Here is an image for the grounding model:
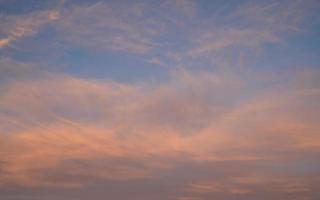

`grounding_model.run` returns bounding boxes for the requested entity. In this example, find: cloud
[187,28,280,57]
[162,0,197,18]
[184,0,320,64]
[0,2,319,199]
[0,67,319,188]
[53,2,167,54]
[230,0,319,32]
[0,10,60,48]
[1,0,316,67]
[0,0,195,55]
[0,38,11,47]
[183,175,315,197]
